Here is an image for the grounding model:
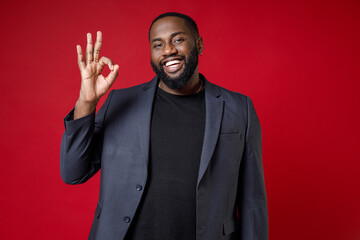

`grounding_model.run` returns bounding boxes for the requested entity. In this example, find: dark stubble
[151,47,199,89]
